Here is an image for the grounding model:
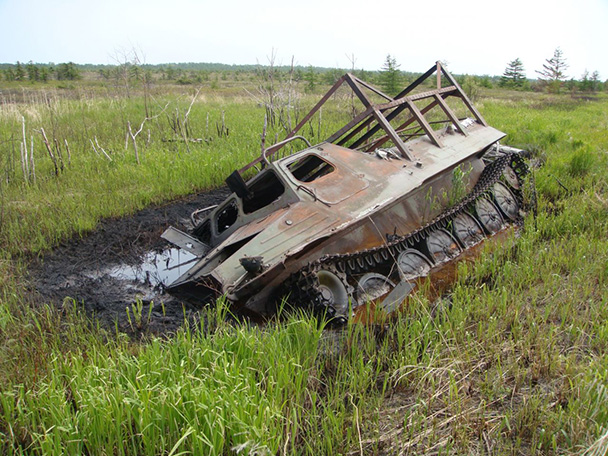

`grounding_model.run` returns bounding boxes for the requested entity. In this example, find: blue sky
[1,0,606,79]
